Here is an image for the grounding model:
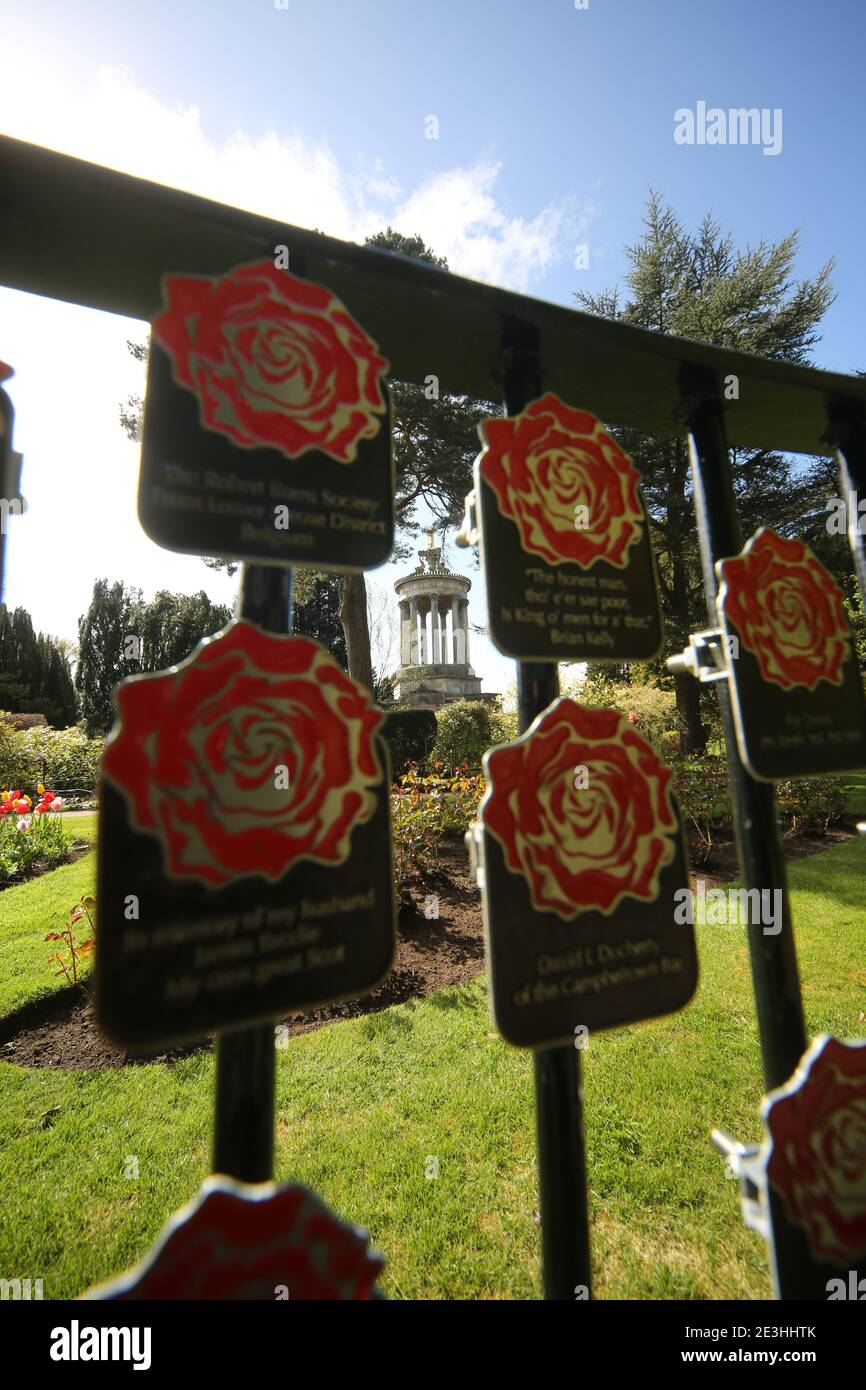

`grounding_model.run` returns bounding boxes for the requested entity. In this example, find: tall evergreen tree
[292,573,347,667]
[575,193,836,750]
[0,604,78,726]
[130,590,233,672]
[76,583,239,735]
[76,580,143,736]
